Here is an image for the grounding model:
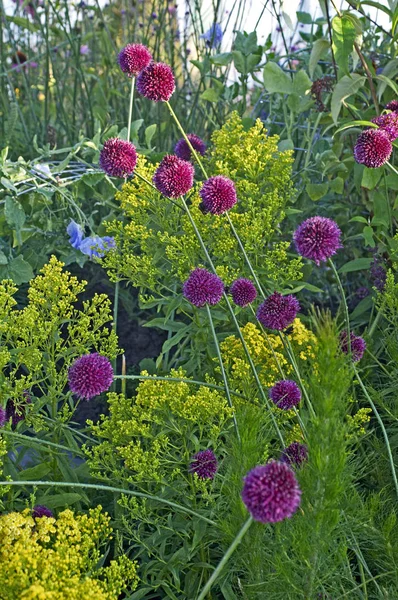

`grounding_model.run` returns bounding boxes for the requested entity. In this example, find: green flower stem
[1,430,85,457]
[197,517,253,600]
[280,333,316,418]
[249,305,286,379]
[127,76,136,142]
[329,258,351,355]
[0,480,217,526]
[206,304,240,441]
[387,162,398,177]
[112,280,119,392]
